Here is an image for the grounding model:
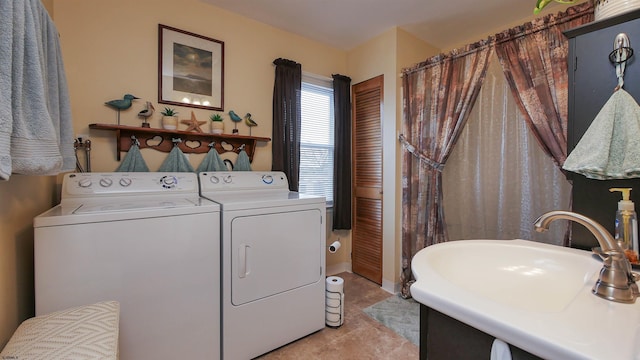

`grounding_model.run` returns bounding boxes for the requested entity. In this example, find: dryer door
[230,208,323,305]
